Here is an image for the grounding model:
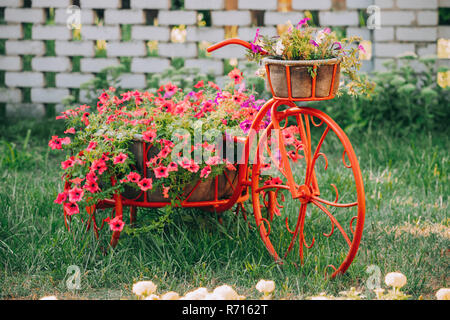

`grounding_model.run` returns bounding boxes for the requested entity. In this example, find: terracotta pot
[263,58,341,99]
[122,137,238,202]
